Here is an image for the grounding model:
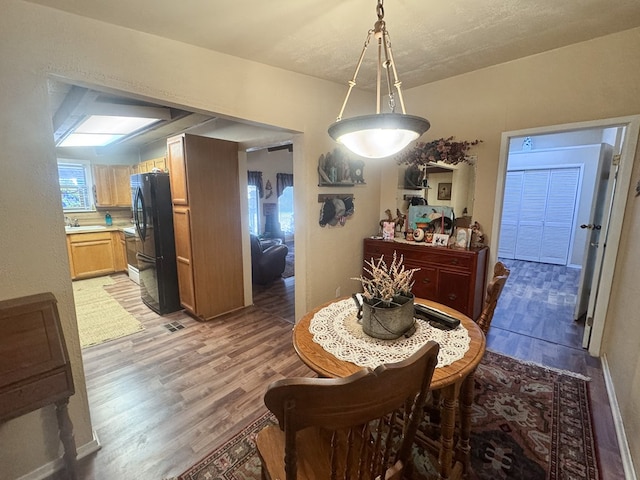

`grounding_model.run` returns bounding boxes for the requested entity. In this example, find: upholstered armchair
[250,234,289,285]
